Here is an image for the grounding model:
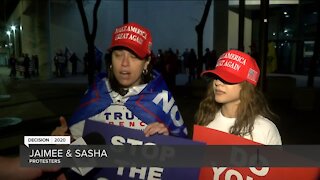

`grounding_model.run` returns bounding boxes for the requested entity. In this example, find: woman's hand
[144,122,169,137]
[51,116,70,136]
